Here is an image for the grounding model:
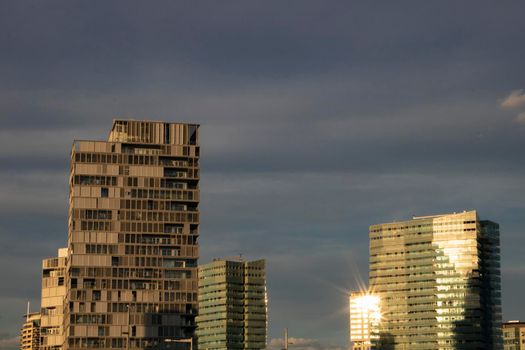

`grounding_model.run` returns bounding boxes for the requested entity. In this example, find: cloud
[501,89,525,109]
[0,336,18,350]
[267,337,347,350]
[499,89,525,124]
[515,112,525,124]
